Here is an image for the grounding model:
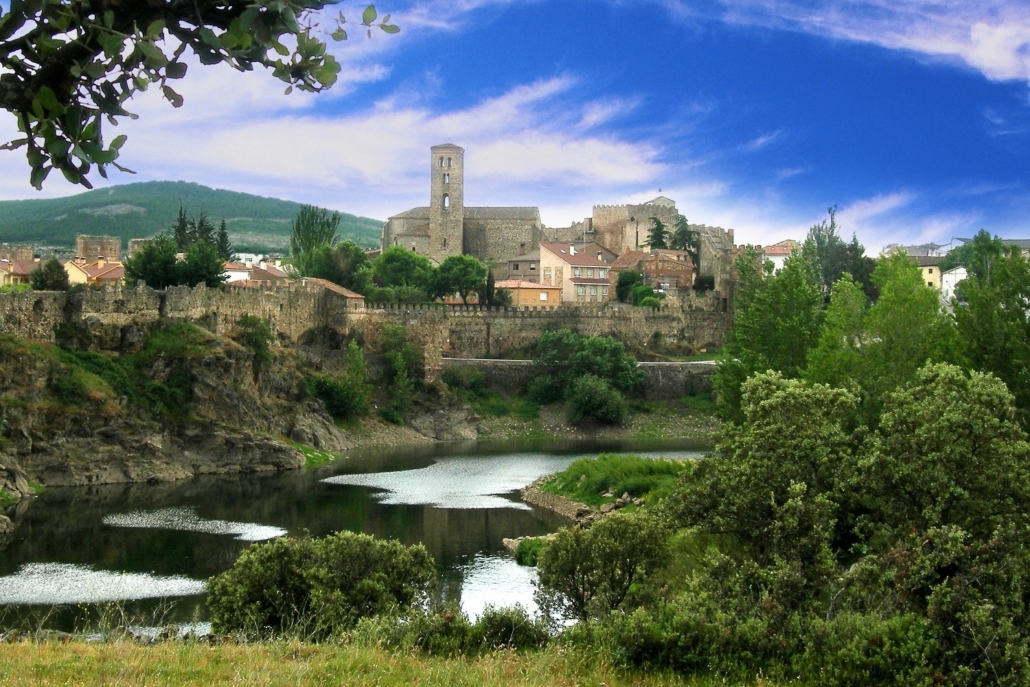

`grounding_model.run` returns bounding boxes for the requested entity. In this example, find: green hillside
[0,181,383,253]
